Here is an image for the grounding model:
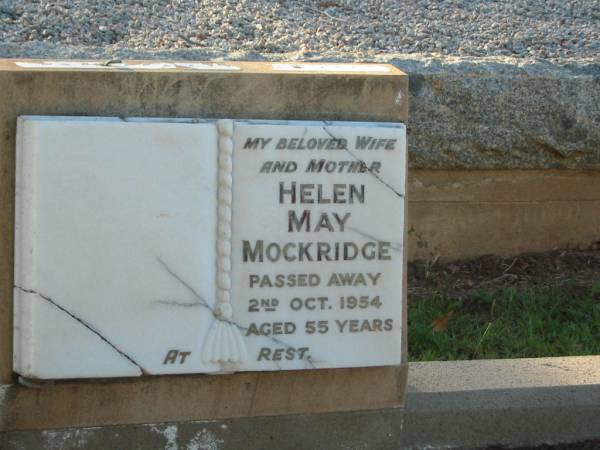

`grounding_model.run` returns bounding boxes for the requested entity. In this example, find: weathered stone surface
[391,56,600,169]
[407,169,600,261]
[0,48,598,169]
